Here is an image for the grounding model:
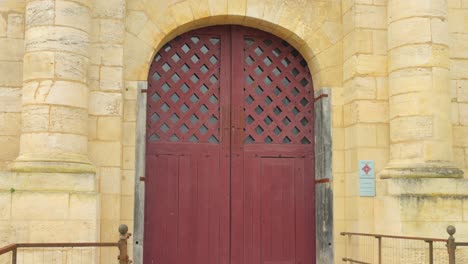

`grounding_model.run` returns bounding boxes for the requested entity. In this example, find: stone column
[10,0,94,173]
[381,0,463,178]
